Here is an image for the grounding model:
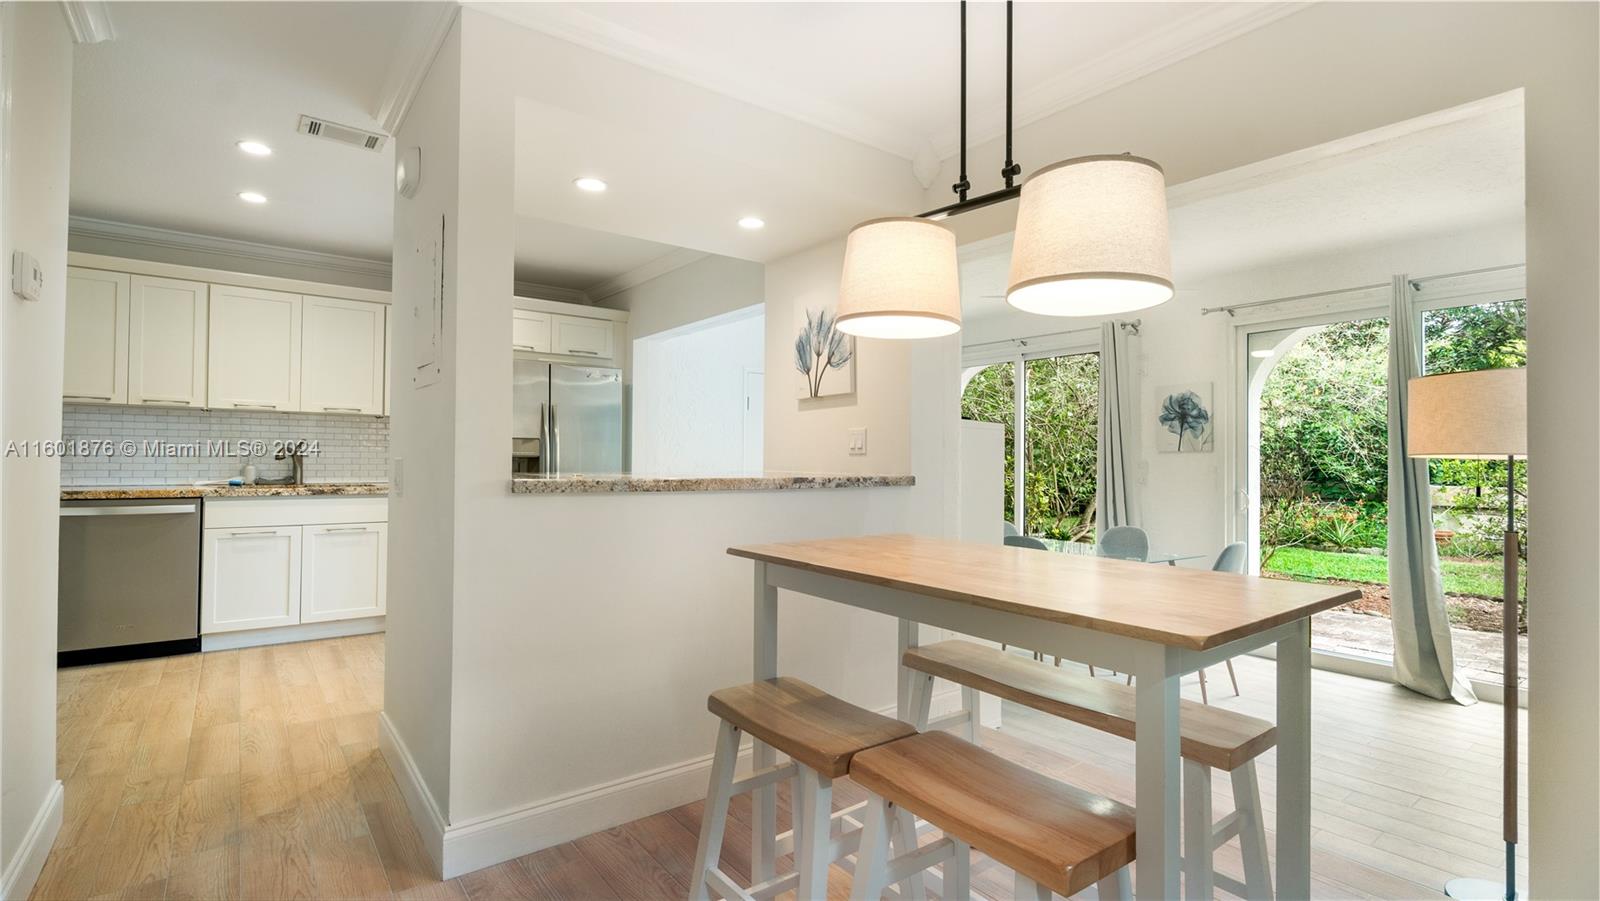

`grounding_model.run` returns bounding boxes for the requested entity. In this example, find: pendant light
[836,1,1174,335]
[836,217,961,339]
[1006,154,1173,316]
